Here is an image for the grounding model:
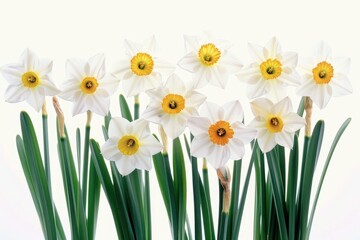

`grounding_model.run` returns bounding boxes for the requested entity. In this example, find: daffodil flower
[297,41,352,109]
[178,34,243,89]
[142,74,206,139]
[60,53,119,116]
[101,117,163,176]
[188,101,256,169]
[1,48,60,111]
[112,36,175,97]
[237,37,300,101]
[249,97,305,153]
